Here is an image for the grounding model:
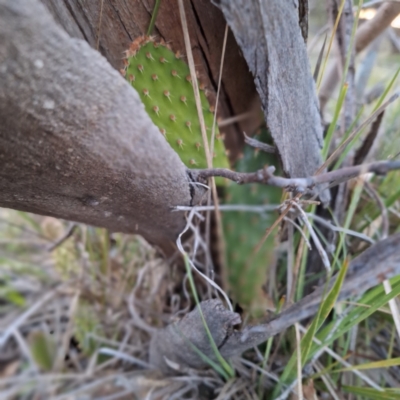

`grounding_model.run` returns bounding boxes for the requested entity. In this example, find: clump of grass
[0,210,202,398]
